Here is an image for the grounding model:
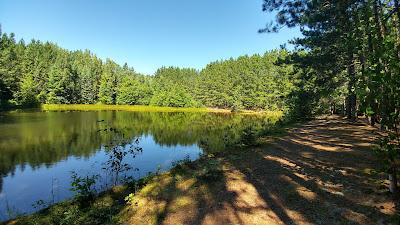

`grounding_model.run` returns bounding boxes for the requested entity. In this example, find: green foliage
[150,89,198,107]
[117,75,152,105]
[0,32,20,109]
[124,193,135,205]
[261,0,400,120]
[195,51,295,110]
[21,41,58,104]
[150,67,200,107]
[14,74,38,107]
[0,33,297,111]
[70,172,98,206]
[239,125,258,146]
[46,51,79,104]
[100,127,143,186]
[374,133,400,173]
[71,50,102,104]
[285,89,316,121]
[98,59,119,104]
[261,0,400,192]
[12,188,127,225]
